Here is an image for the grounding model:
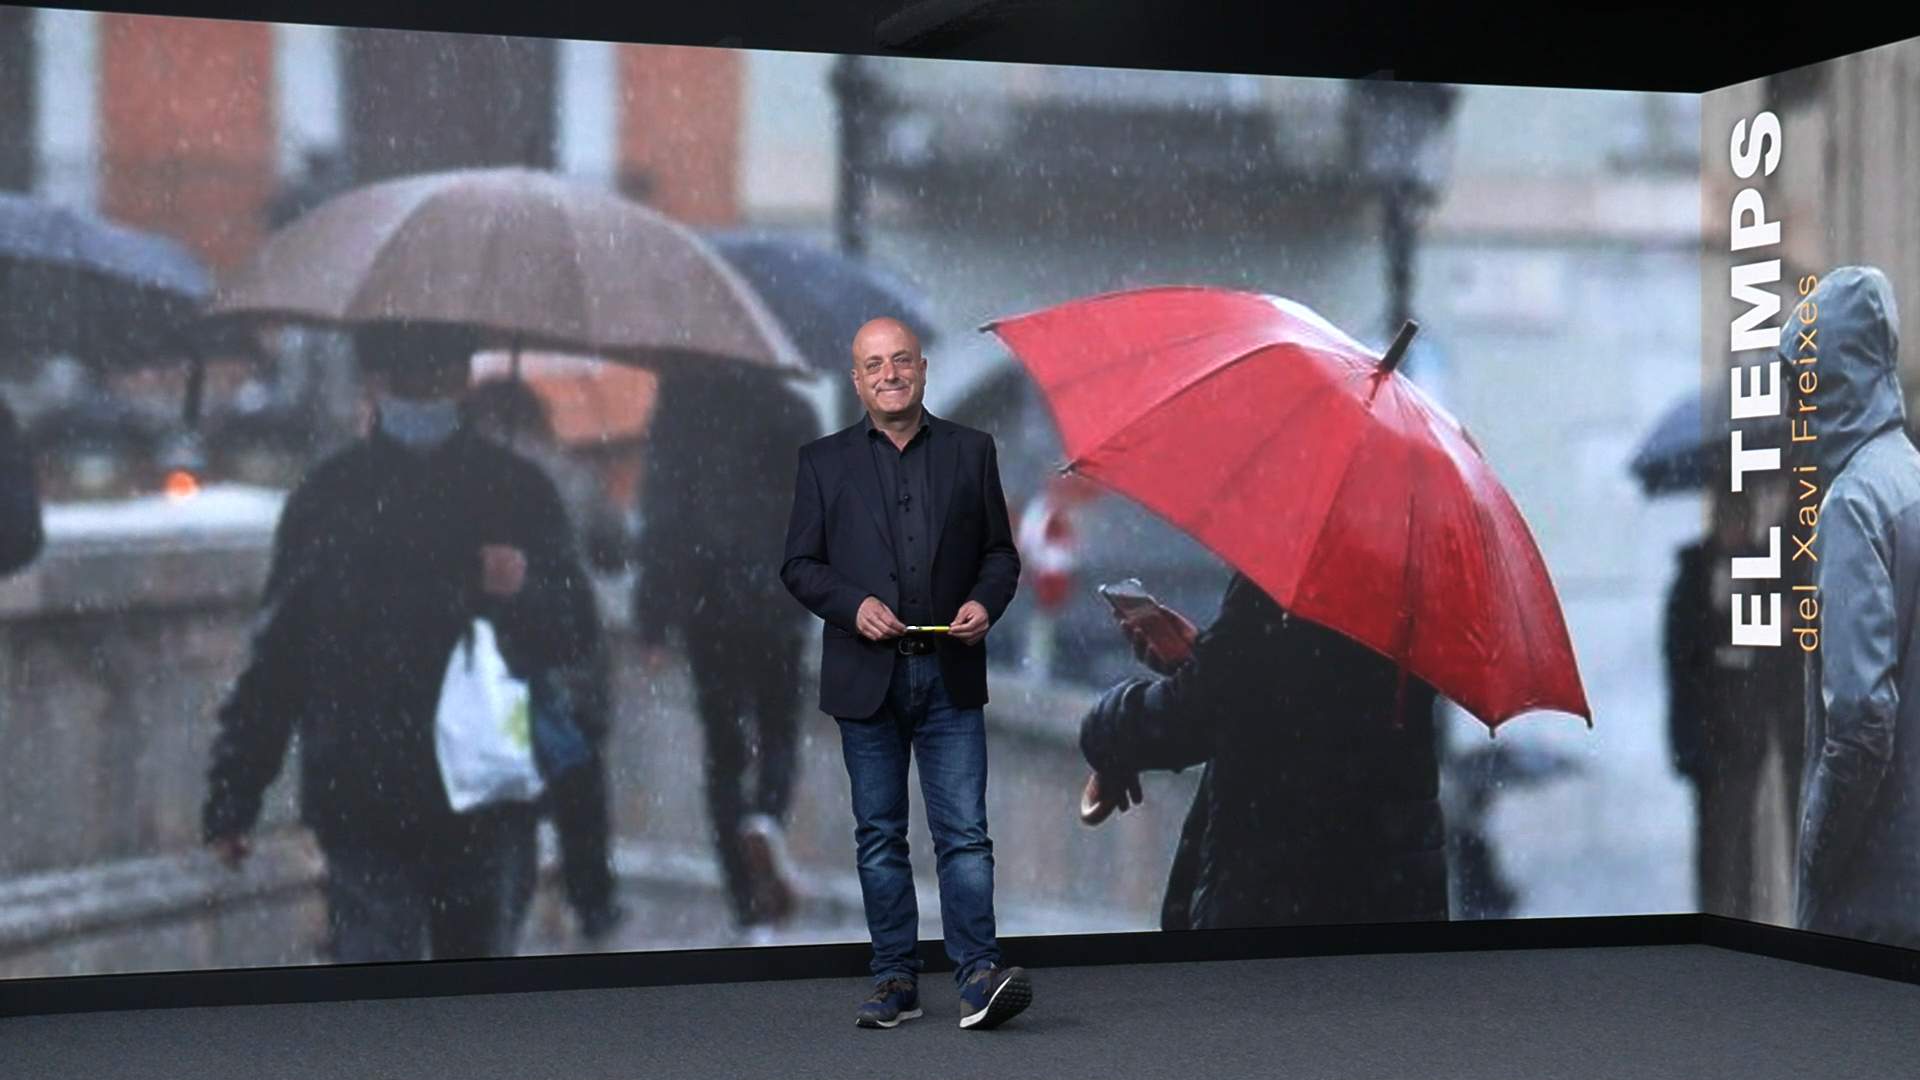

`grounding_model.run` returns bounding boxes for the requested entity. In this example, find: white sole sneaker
[959,969,1033,1030]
